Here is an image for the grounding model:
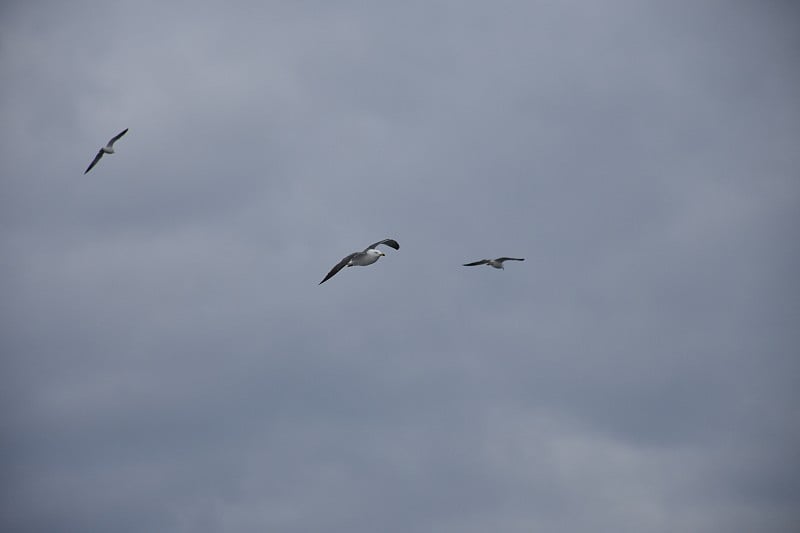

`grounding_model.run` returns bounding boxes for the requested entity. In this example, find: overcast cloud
[1,1,798,532]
